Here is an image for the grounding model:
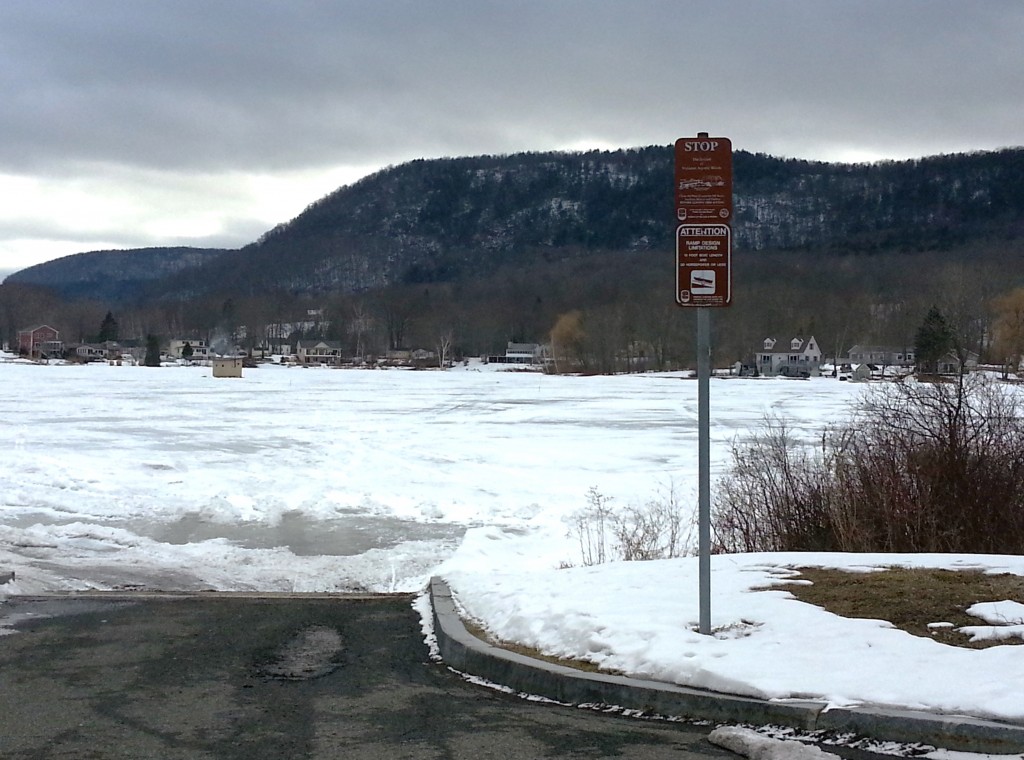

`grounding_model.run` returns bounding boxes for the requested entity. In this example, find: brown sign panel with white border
[674,136,733,224]
[676,224,731,306]
[675,135,733,307]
